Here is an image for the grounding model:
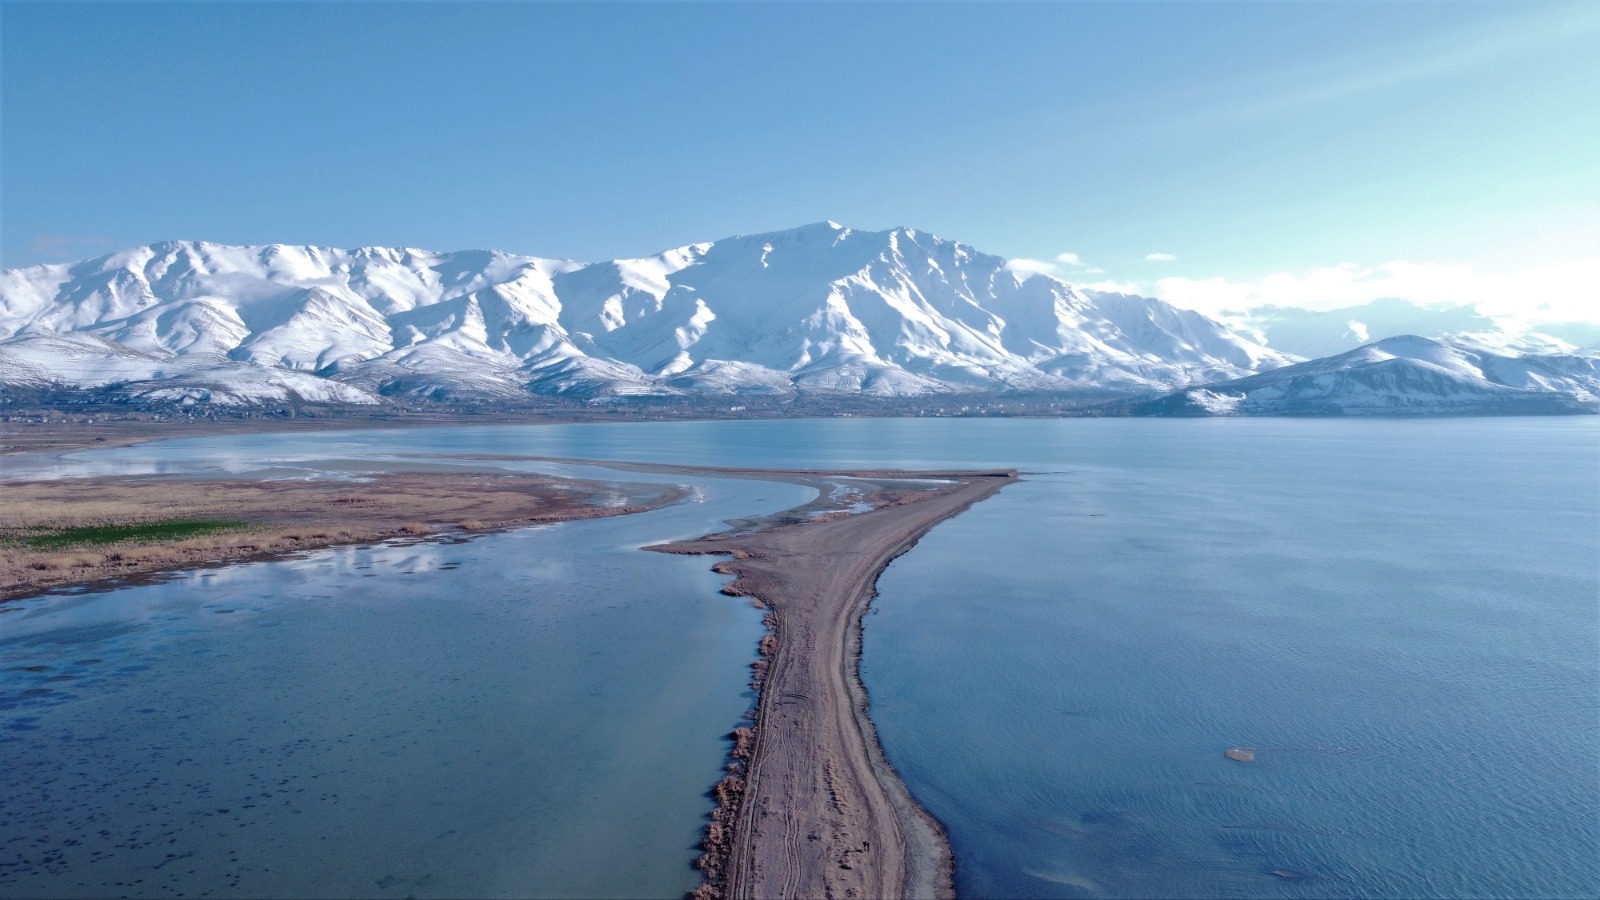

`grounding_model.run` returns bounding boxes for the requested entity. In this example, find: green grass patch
[8,519,251,550]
